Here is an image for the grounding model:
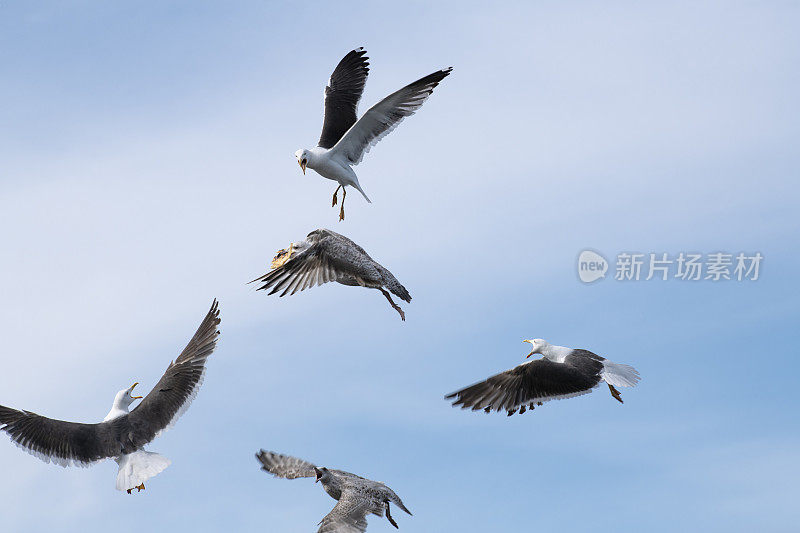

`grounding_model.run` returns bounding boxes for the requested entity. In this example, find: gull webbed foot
[608,383,624,403]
